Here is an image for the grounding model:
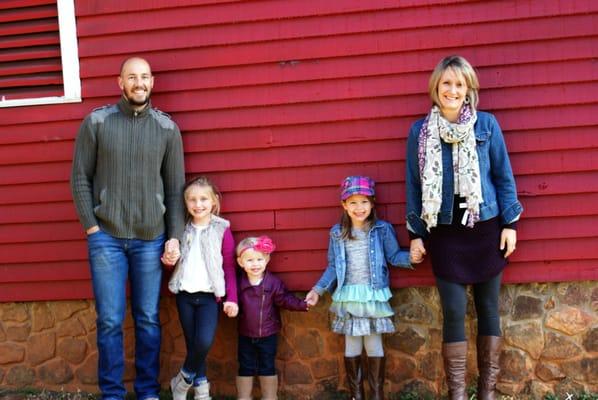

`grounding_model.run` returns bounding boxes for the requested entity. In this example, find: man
[71,57,185,400]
